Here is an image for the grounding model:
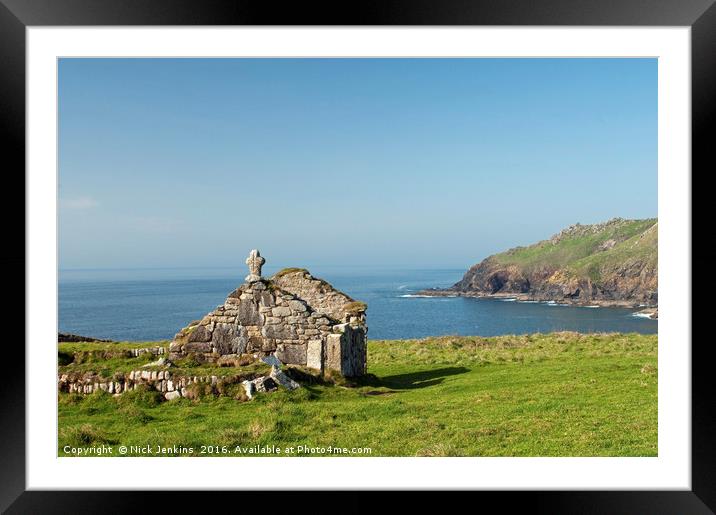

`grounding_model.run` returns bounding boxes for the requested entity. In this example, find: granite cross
[245,249,265,282]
